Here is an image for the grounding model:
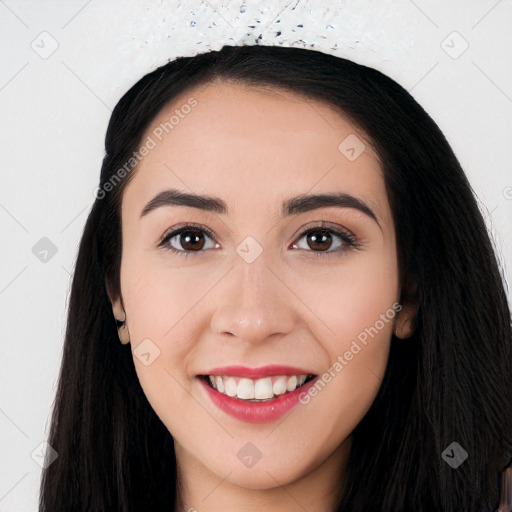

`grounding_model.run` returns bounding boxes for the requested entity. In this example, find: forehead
[122,80,386,221]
